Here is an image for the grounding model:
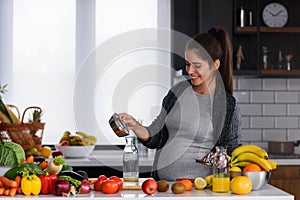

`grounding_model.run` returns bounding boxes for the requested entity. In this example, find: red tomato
[94,175,108,191]
[98,175,108,182]
[102,180,119,194]
[94,180,103,191]
[109,176,123,191]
